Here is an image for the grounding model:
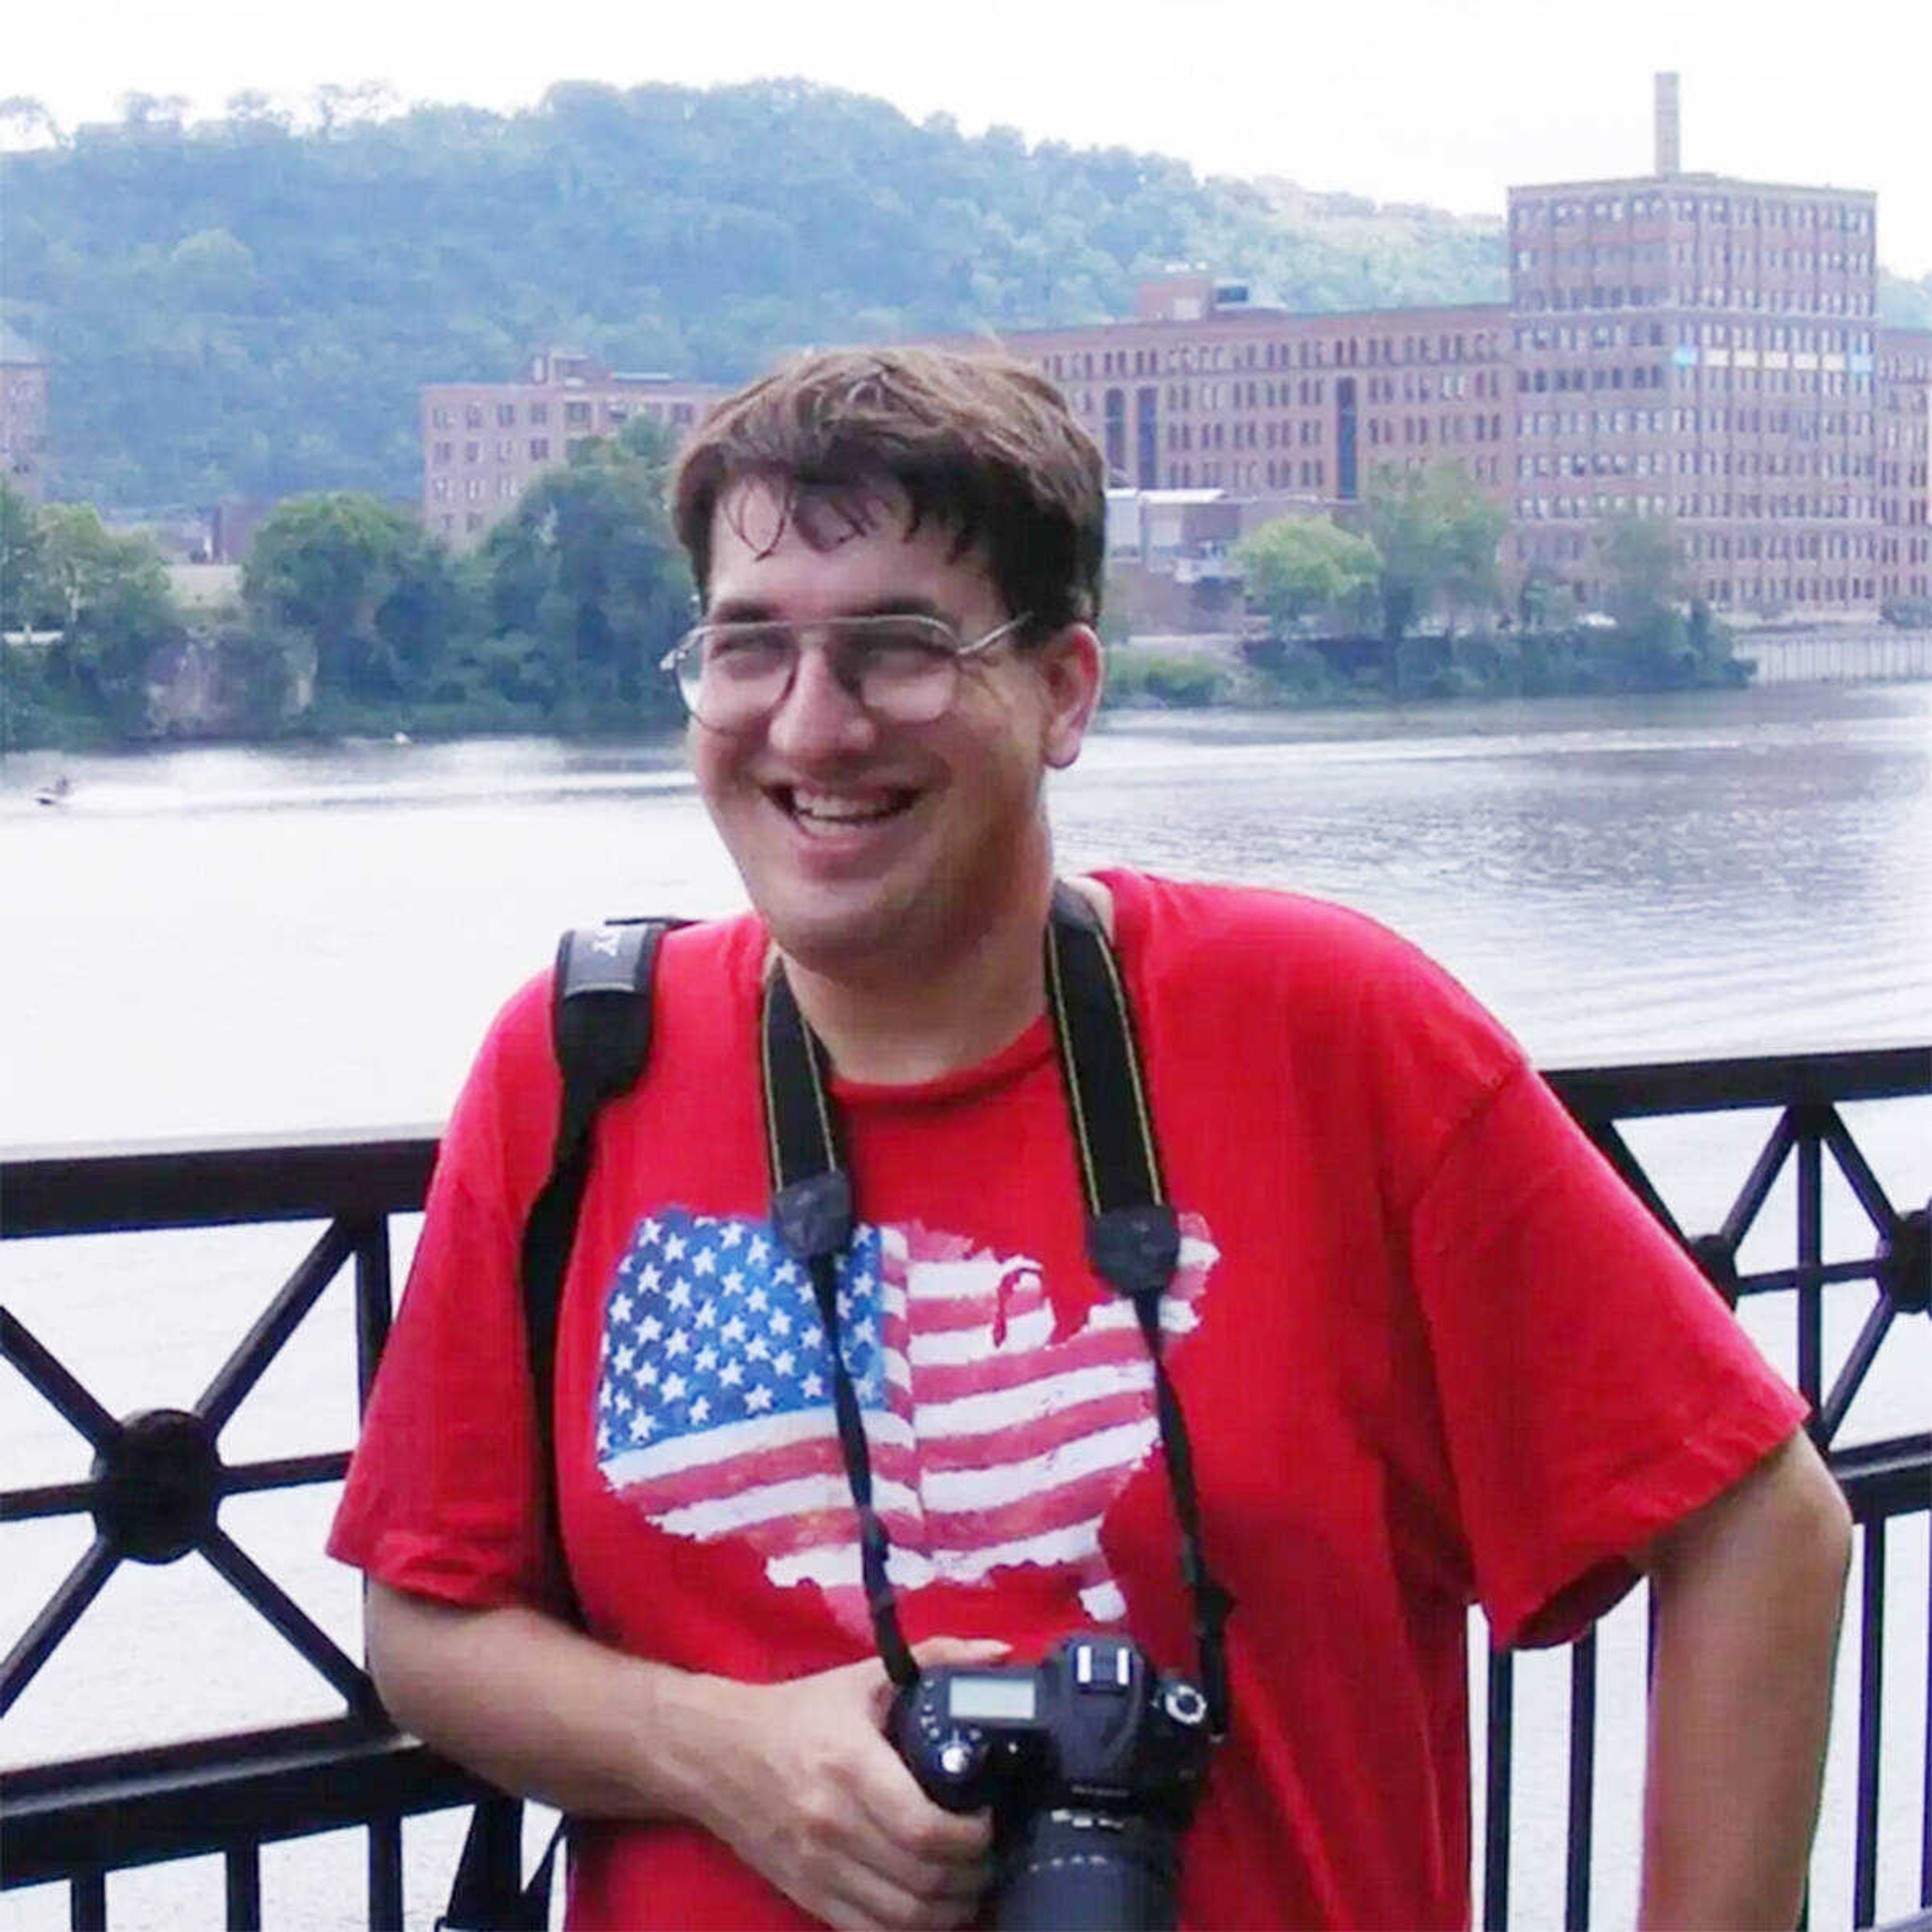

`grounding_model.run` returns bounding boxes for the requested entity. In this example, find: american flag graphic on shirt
[594,1210,1217,1626]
